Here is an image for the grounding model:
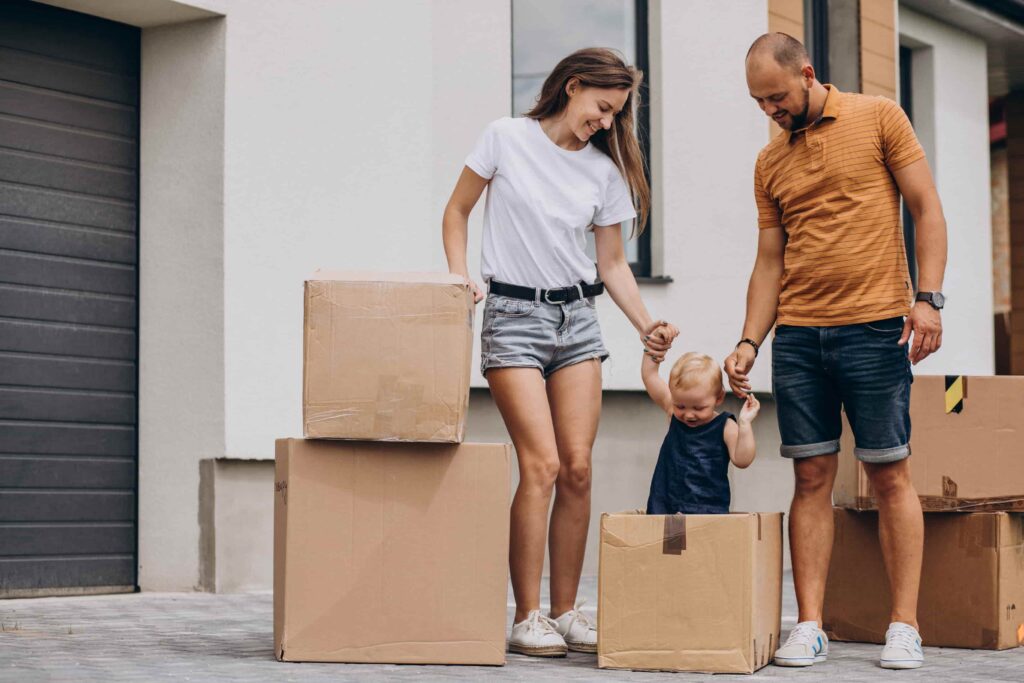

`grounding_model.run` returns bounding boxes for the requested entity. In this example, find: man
[725,33,947,670]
